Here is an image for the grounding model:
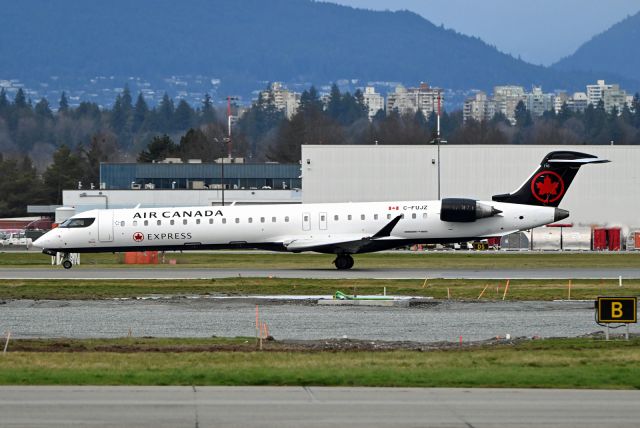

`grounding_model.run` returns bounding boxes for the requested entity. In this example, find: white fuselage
[34,200,557,254]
